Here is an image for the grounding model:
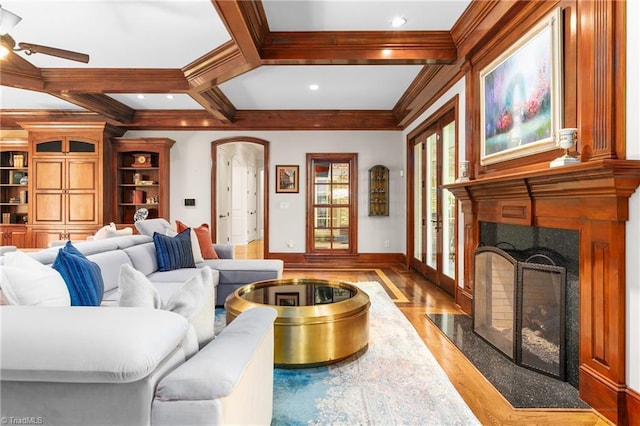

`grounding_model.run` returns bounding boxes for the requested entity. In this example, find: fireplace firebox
[473,245,567,380]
